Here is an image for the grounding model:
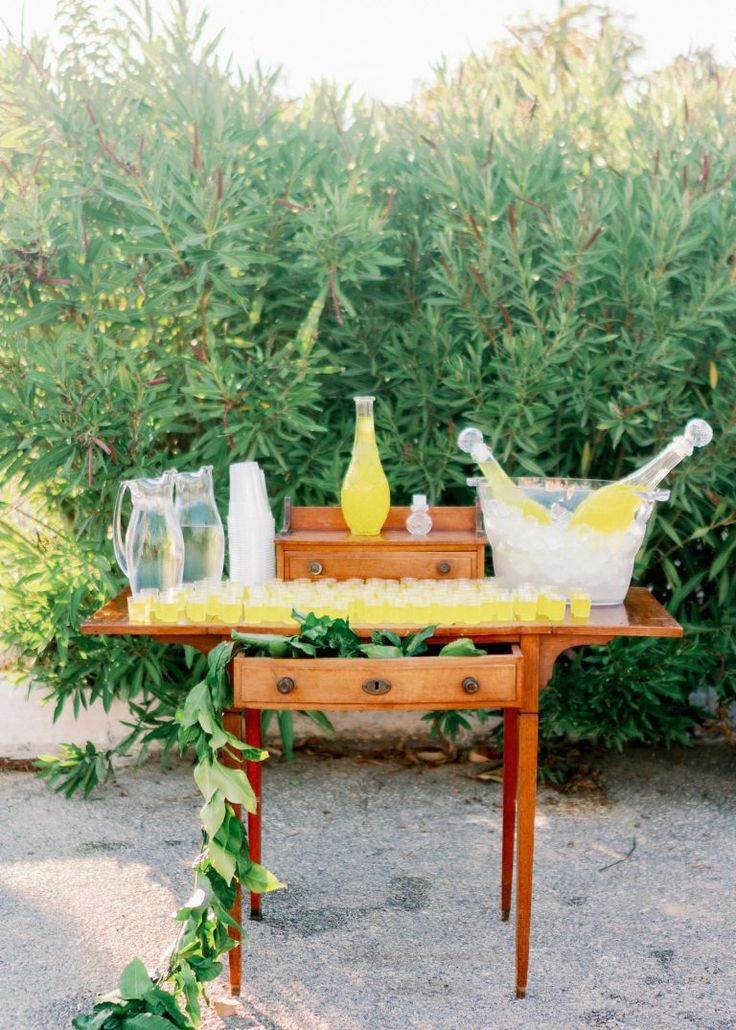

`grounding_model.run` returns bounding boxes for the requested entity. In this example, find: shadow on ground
[1,743,734,1030]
